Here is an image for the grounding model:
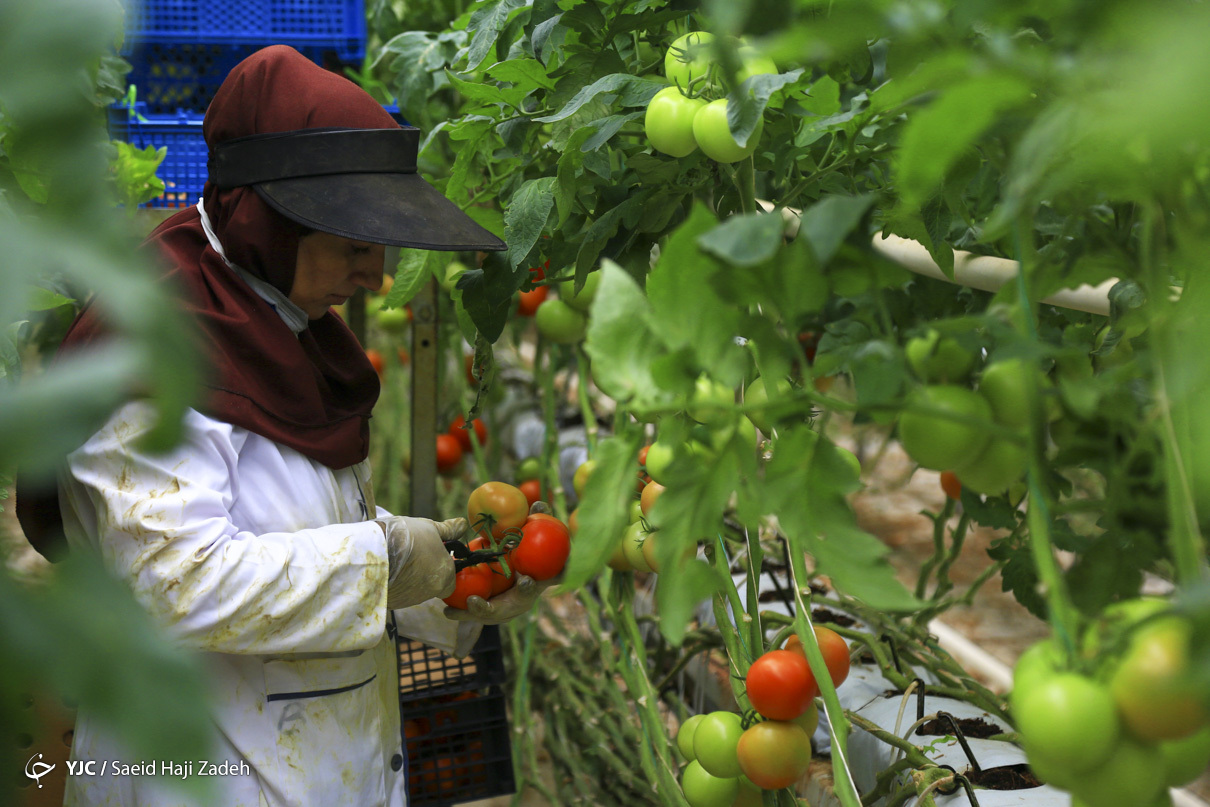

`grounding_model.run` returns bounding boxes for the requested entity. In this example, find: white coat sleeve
[60,402,389,655]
